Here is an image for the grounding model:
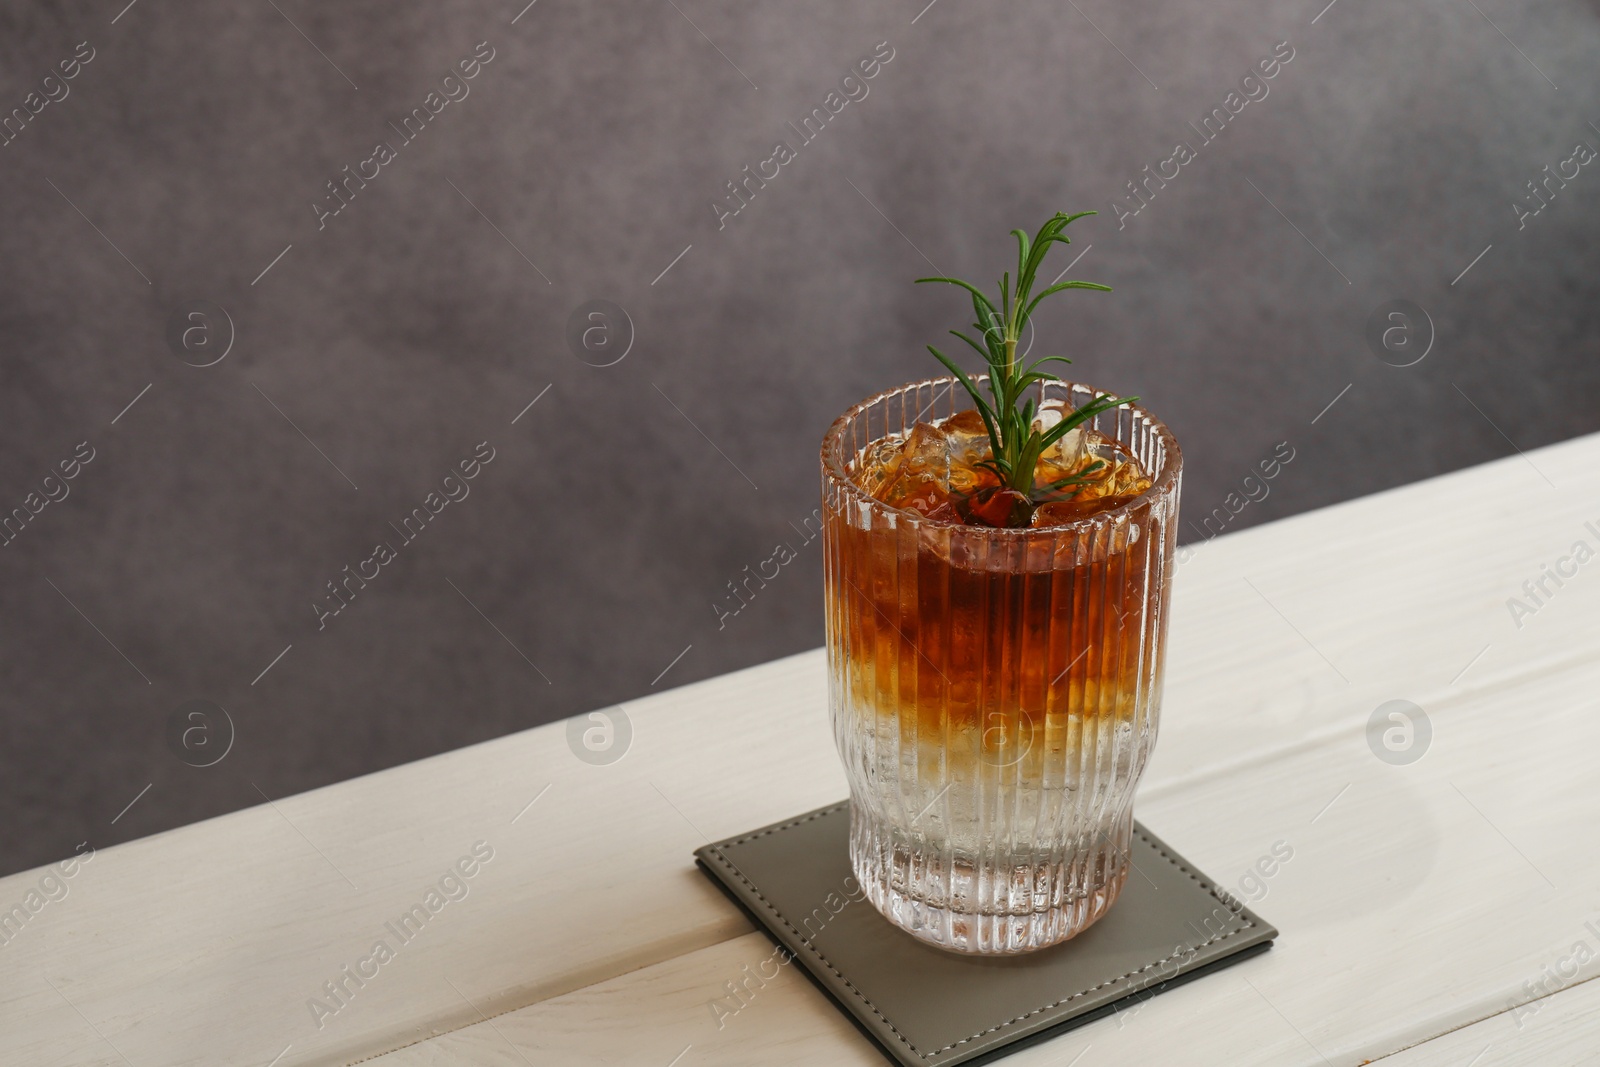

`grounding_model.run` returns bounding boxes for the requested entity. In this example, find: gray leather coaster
[695,801,1277,1067]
